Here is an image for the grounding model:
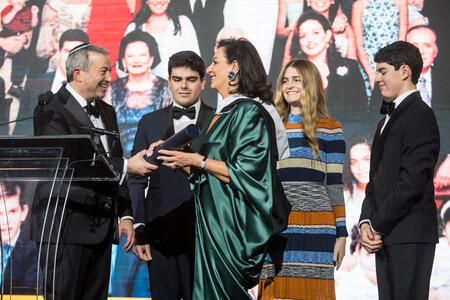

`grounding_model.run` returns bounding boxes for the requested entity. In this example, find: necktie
[2,244,11,280]
[84,101,100,118]
[418,77,431,107]
[194,0,203,15]
[173,106,196,120]
[380,99,395,116]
